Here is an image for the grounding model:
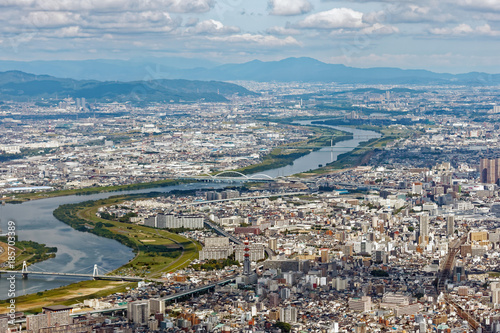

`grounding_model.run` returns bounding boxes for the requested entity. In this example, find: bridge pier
[22,273,28,279]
